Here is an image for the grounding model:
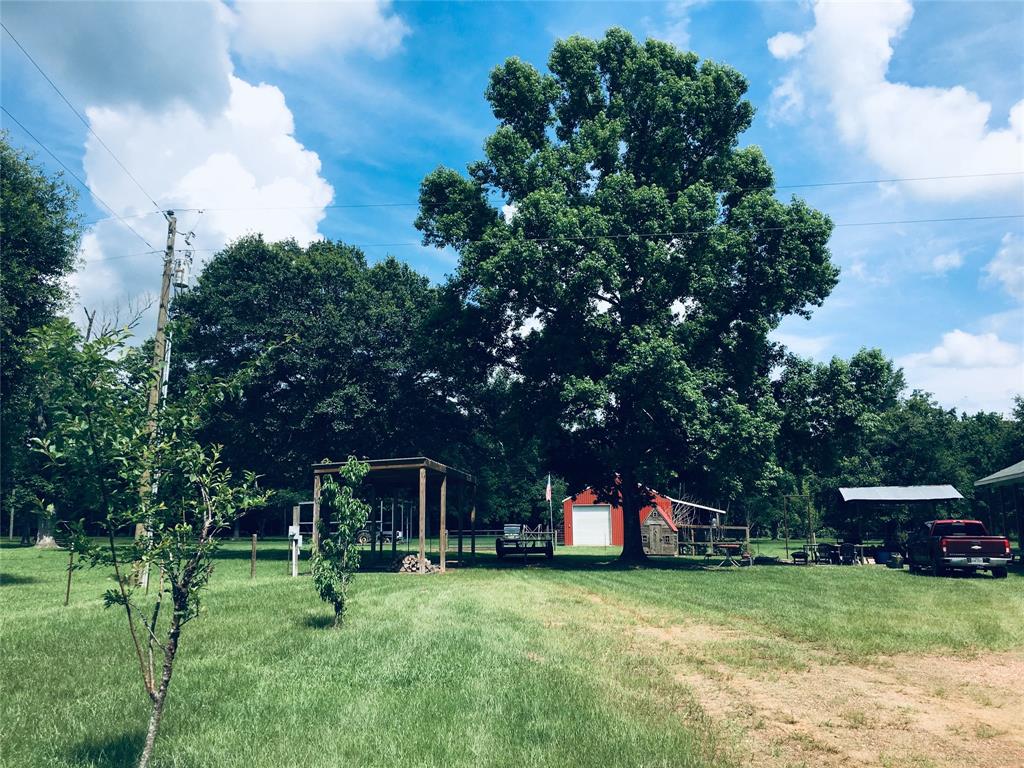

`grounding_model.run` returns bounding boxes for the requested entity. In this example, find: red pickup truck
[906,519,1012,578]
